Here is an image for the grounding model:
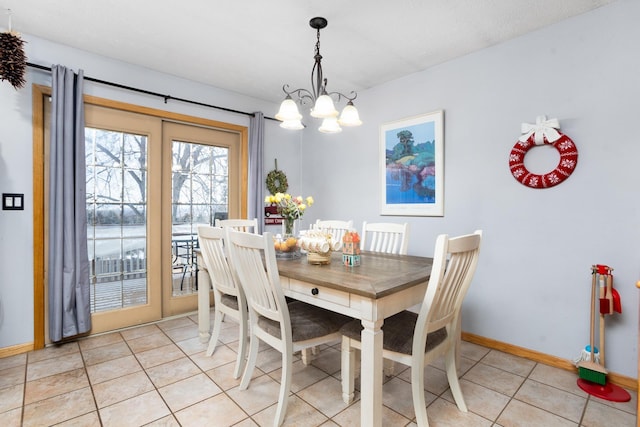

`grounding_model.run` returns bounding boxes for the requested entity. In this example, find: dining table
[197,250,432,427]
